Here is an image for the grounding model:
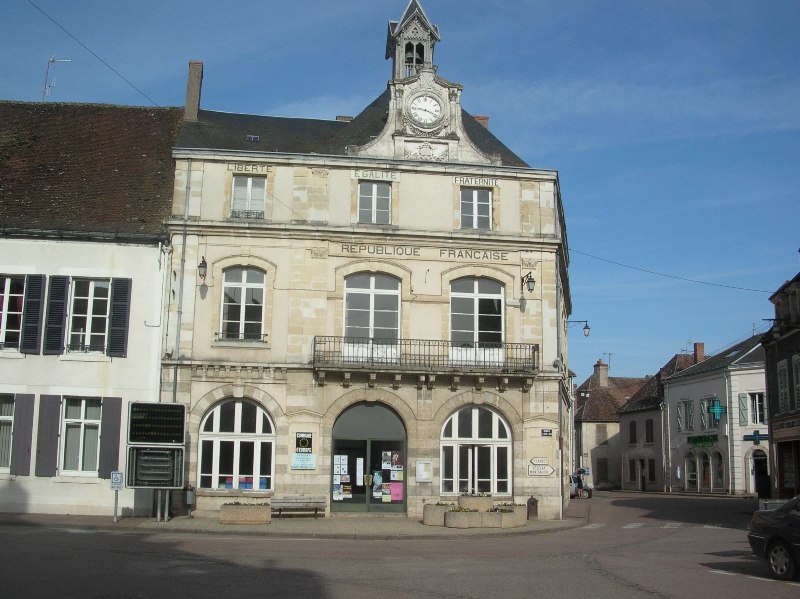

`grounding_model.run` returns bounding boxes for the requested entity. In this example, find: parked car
[747,494,800,580]
[568,474,592,499]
